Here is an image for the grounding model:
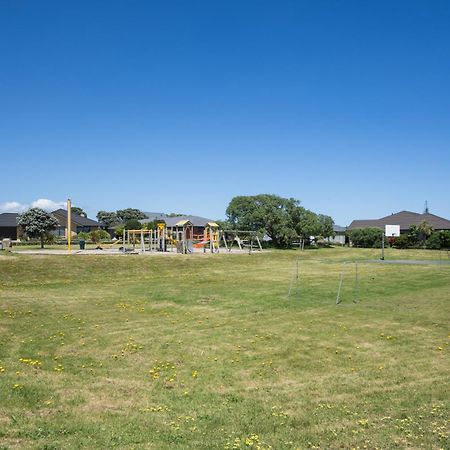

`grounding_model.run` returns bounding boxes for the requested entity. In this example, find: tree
[318,214,335,238]
[290,207,322,242]
[116,209,146,222]
[17,208,59,249]
[124,219,142,230]
[96,211,118,227]
[71,206,86,217]
[226,194,298,247]
[406,222,433,247]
